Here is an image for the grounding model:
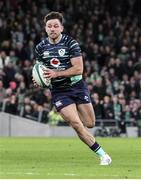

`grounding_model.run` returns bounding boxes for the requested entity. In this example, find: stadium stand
[1,0,141,135]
